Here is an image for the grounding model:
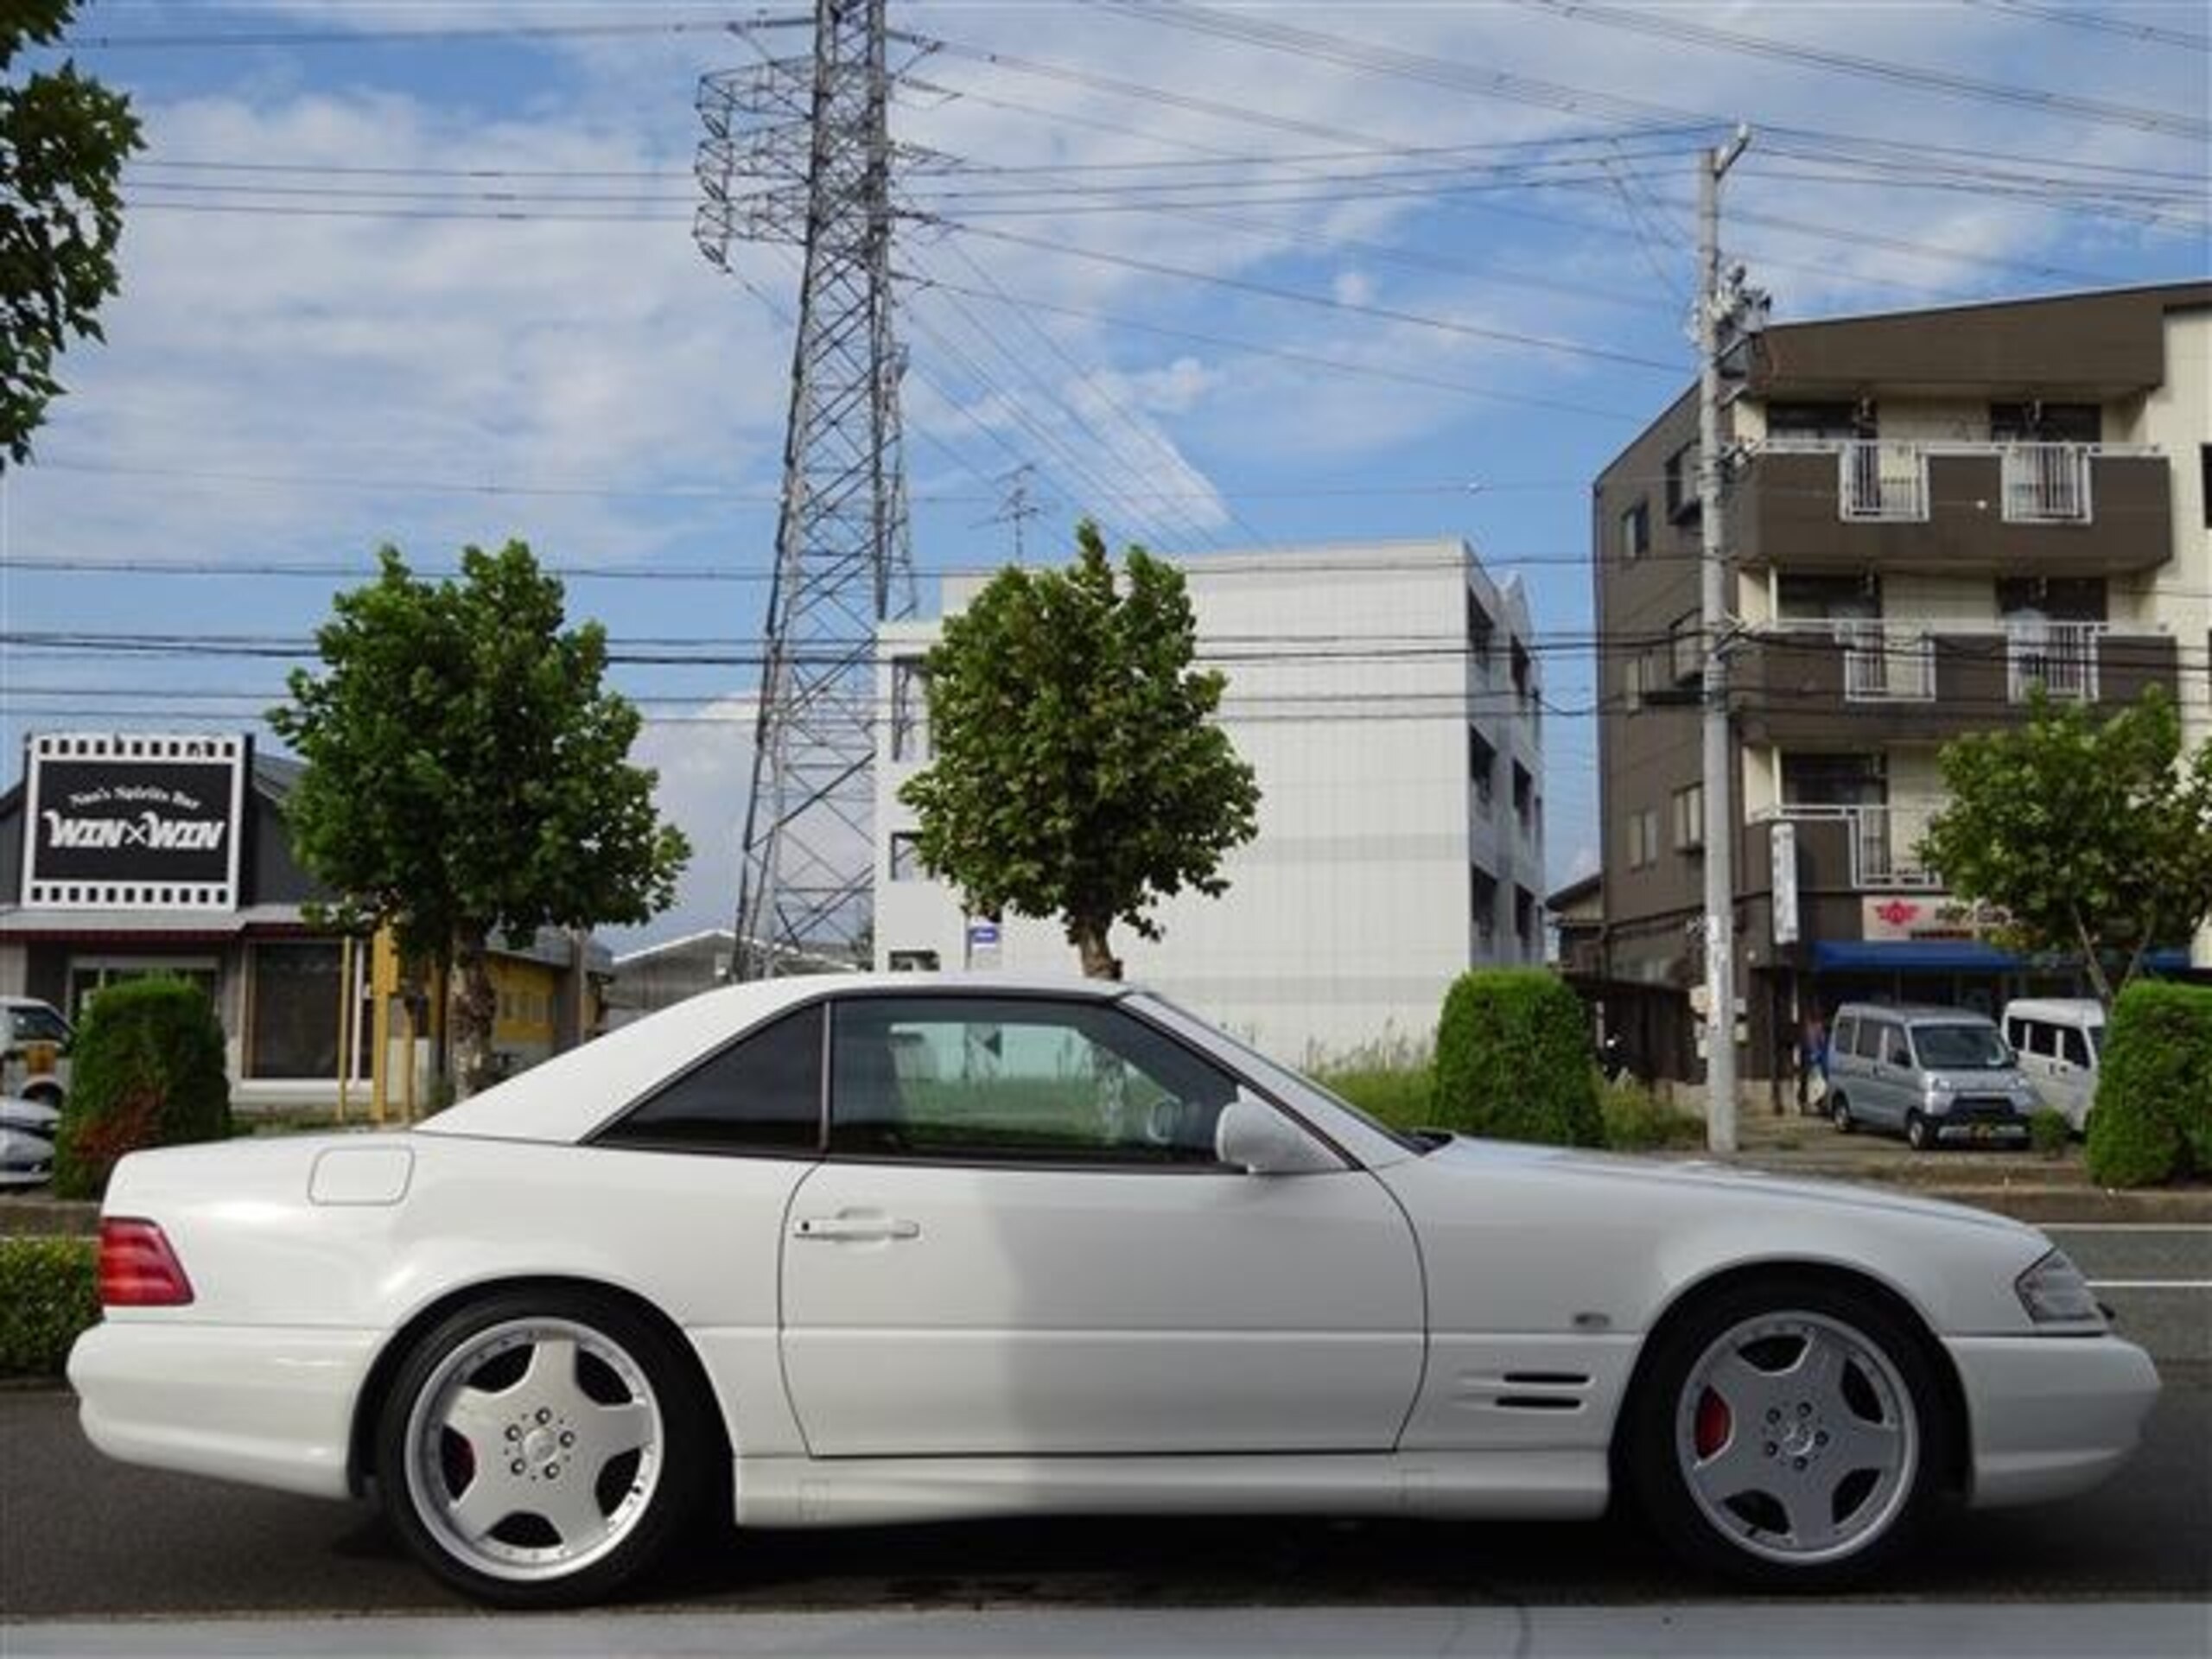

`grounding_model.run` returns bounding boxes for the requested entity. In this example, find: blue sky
[3,0,2205,943]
